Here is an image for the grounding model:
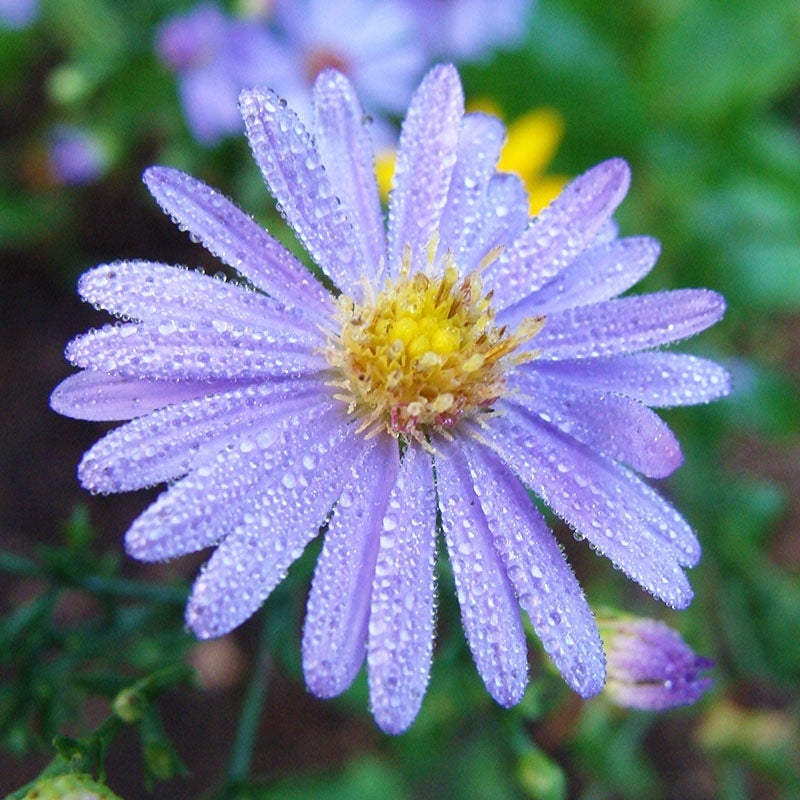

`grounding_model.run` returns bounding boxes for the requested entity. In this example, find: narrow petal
[526,352,732,408]
[182,410,369,638]
[78,261,315,333]
[50,371,232,421]
[434,437,529,707]
[79,380,325,493]
[530,289,727,360]
[499,236,661,325]
[312,69,386,281]
[65,320,325,382]
[438,112,505,260]
[460,172,529,274]
[239,87,366,297]
[143,167,332,316]
[462,439,606,697]
[480,406,696,605]
[302,436,399,698]
[386,63,464,275]
[124,401,353,565]
[486,159,631,310]
[508,369,683,478]
[368,445,438,735]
